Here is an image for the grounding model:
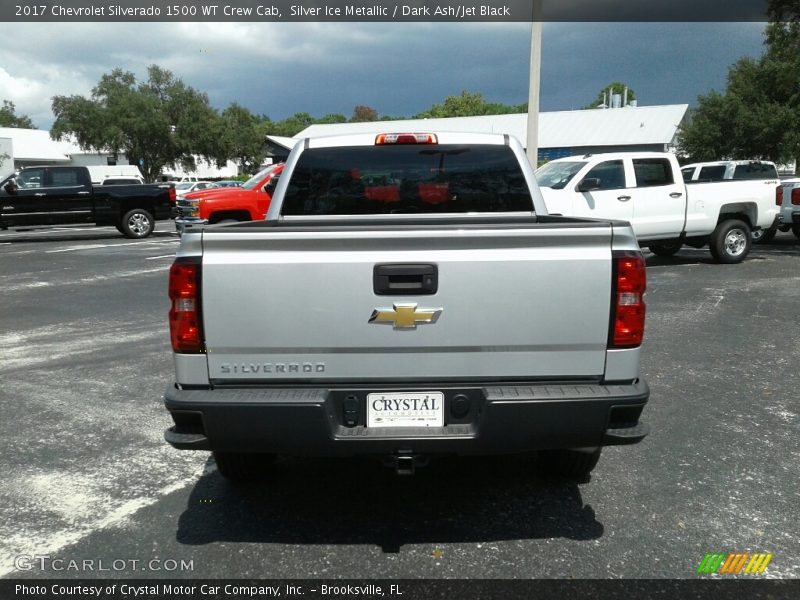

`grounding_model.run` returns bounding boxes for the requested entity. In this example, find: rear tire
[213,452,276,482]
[752,228,776,244]
[709,219,751,263]
[119,208,155,239]
[793,224,800,240]
[538,448,602,479]
[647,241,682,257]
